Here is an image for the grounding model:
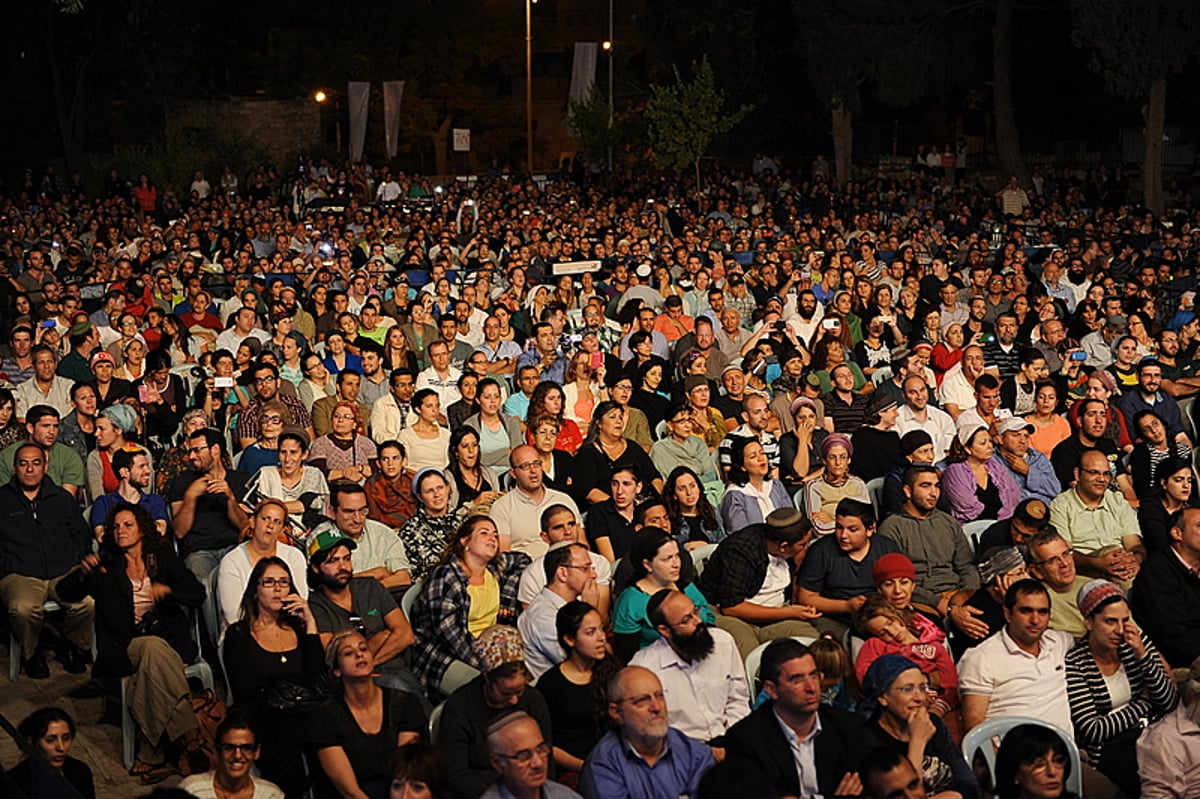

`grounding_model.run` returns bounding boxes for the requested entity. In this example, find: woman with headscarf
[859,654,979,799]
[800,433,870,539]
[86,403,152,499]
